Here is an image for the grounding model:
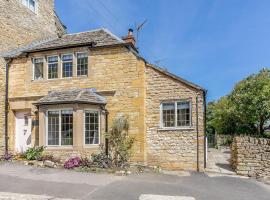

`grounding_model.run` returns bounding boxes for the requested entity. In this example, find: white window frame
[76,52,89,77]
[20,0,38,13]
[32,57,44,81]
[47,55,59,80]
[61,53,73,78]
[160,100,192,129]
[45,108,73,147]
[83,109,101,146]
